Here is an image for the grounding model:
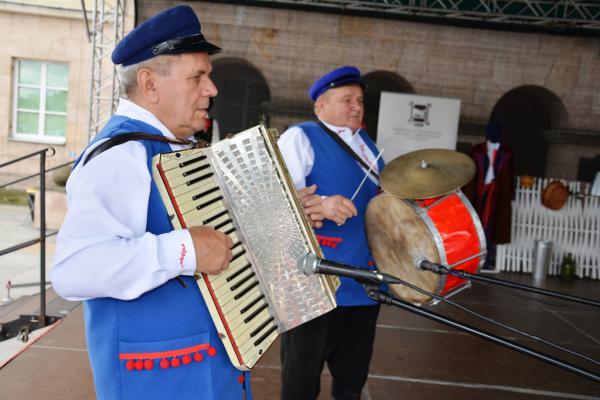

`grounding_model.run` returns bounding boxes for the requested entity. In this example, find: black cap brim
[152,34,222,57]
[161,41,222,56]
